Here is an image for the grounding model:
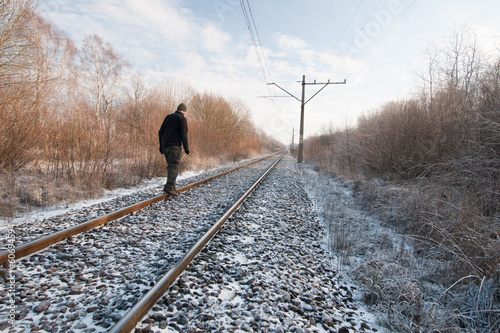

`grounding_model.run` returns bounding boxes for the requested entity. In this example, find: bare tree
[414,43,439,114]
[78,34,129,185]
[120,74,165,178]
[0,1,76,170]
[0,0,34,169]
[79,34,129,117]
[0,0,35,88]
